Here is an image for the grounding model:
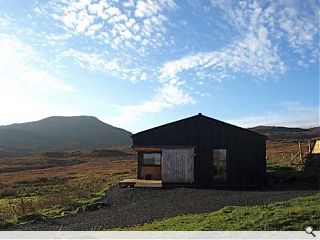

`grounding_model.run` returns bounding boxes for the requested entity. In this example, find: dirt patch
[8,184,319,231]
